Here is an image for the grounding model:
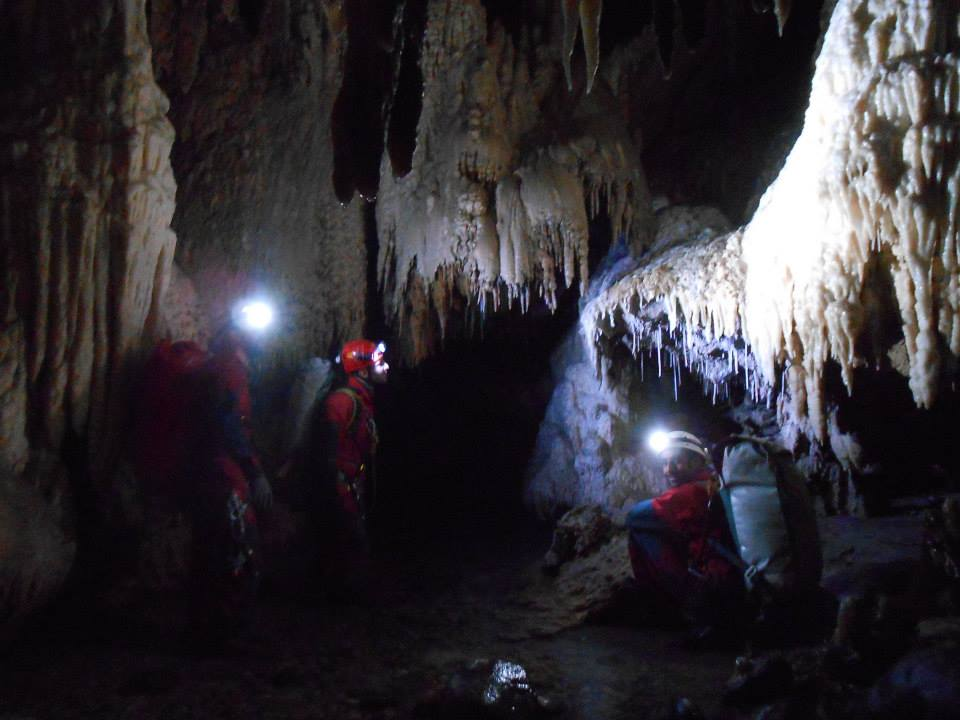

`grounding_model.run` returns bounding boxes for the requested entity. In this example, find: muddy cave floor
[0,507,927,720]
